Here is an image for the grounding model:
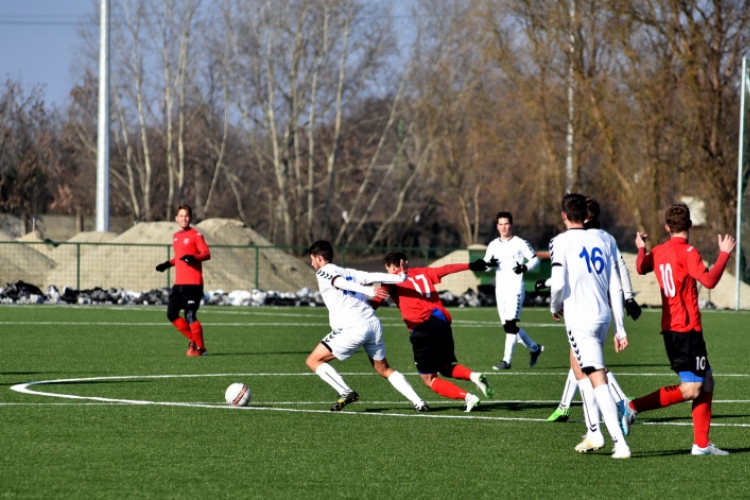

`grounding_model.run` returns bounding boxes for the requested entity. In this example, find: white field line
[0,320,563,328]
[8,374,750,428]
